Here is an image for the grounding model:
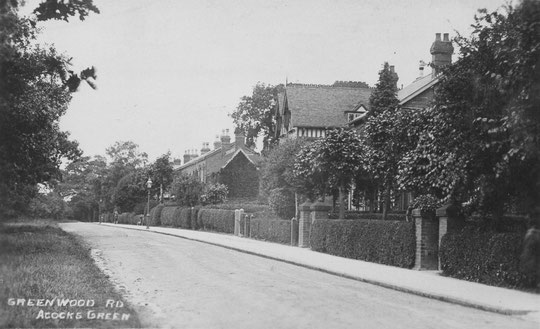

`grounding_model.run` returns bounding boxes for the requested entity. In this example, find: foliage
[148,151,174,200]
[171,174,204,207]
[310,219,416,268]
[293,128,365,218]
[111,168,148,213]
[148,204,165,226]
[398,0,540,218]
[28,192,66,219]
[410,194,443,213]
[196,209,235,234]
[268,188,295,219]
[440,227,536,289]
[259,138,308,200]
[363,62,416,219]
[200,183,228,205]
[230,82,284,150]
[250,218,293,245]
